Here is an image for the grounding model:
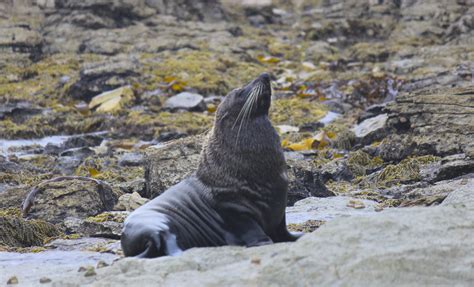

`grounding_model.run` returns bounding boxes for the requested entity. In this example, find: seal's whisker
[235,84,260,144]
